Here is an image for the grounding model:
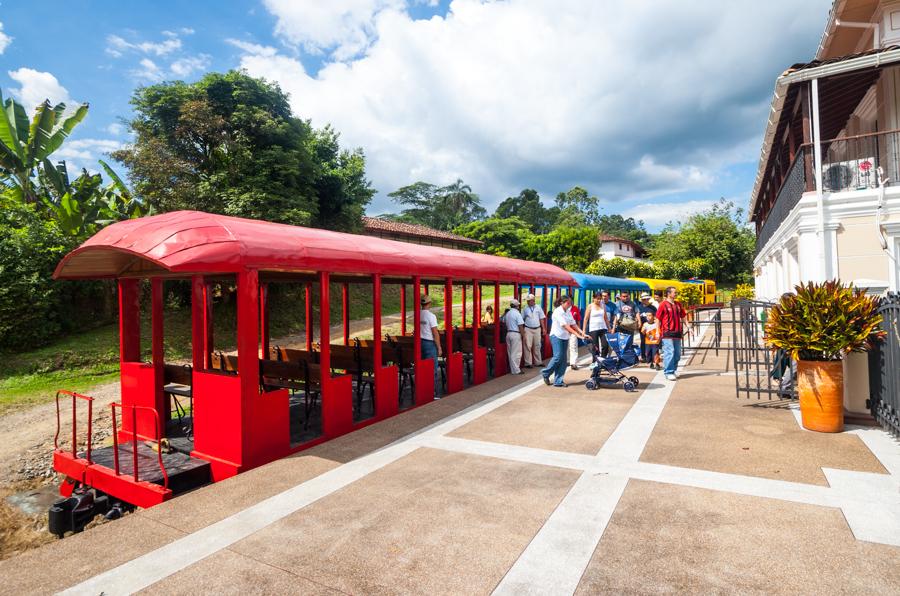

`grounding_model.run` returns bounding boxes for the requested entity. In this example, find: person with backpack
[614,291,638,336]
[656,286,691,381]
